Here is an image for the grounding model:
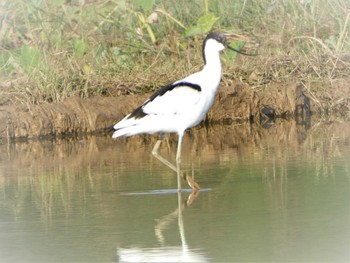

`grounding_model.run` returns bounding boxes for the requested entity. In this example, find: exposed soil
[0,78,349,142]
